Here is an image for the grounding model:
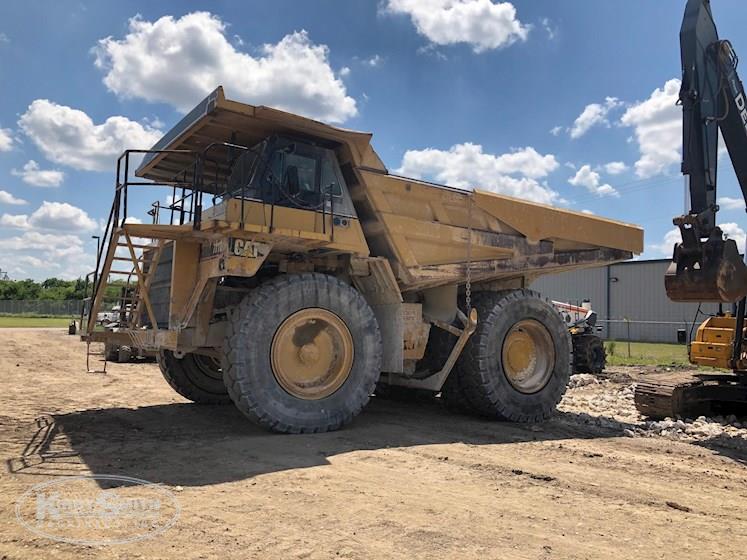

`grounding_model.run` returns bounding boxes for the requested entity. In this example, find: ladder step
[117,243,153,249]
[112,256,153,263]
